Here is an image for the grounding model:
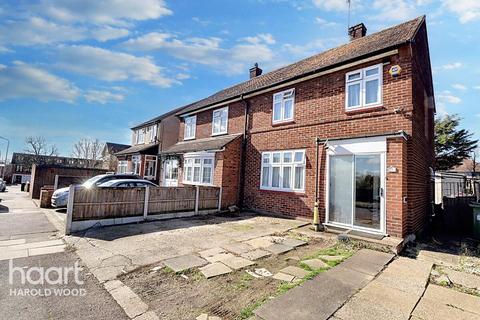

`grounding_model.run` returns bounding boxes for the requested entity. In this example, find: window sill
[259,188,306,196]
[211,132,228,137]
[272,120,295,127]
[183,137,195,141]
[345,105,385,115]
[182,181,214,187]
